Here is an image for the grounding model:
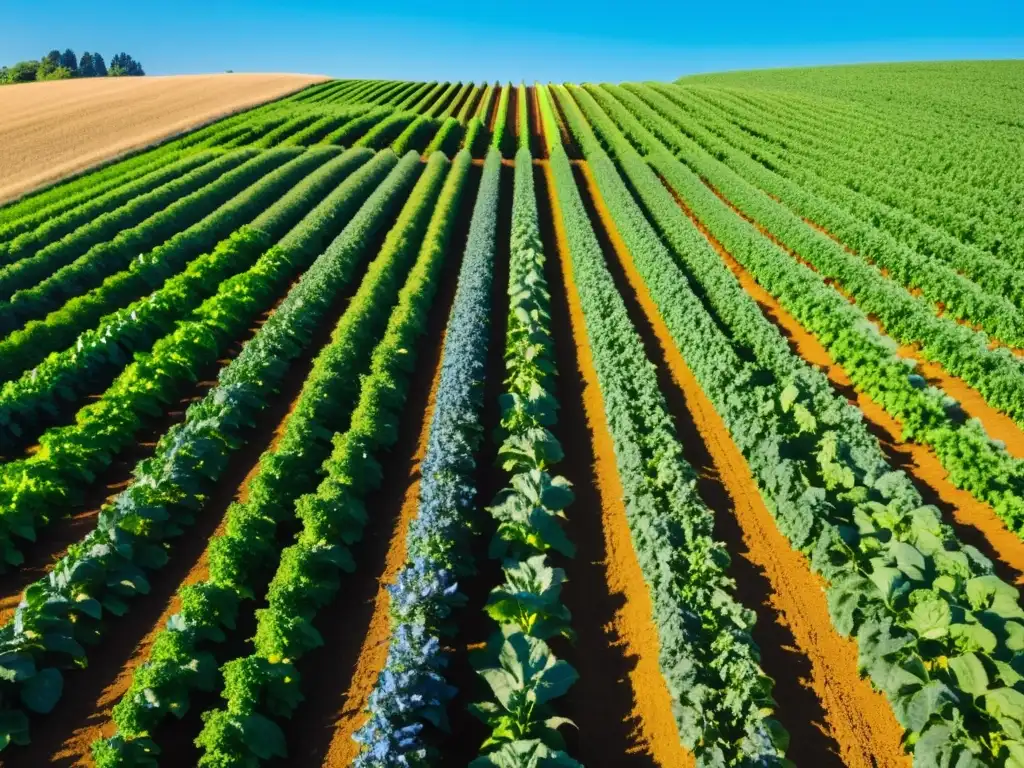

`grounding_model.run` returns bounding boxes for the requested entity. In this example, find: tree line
[0,49,145,85]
